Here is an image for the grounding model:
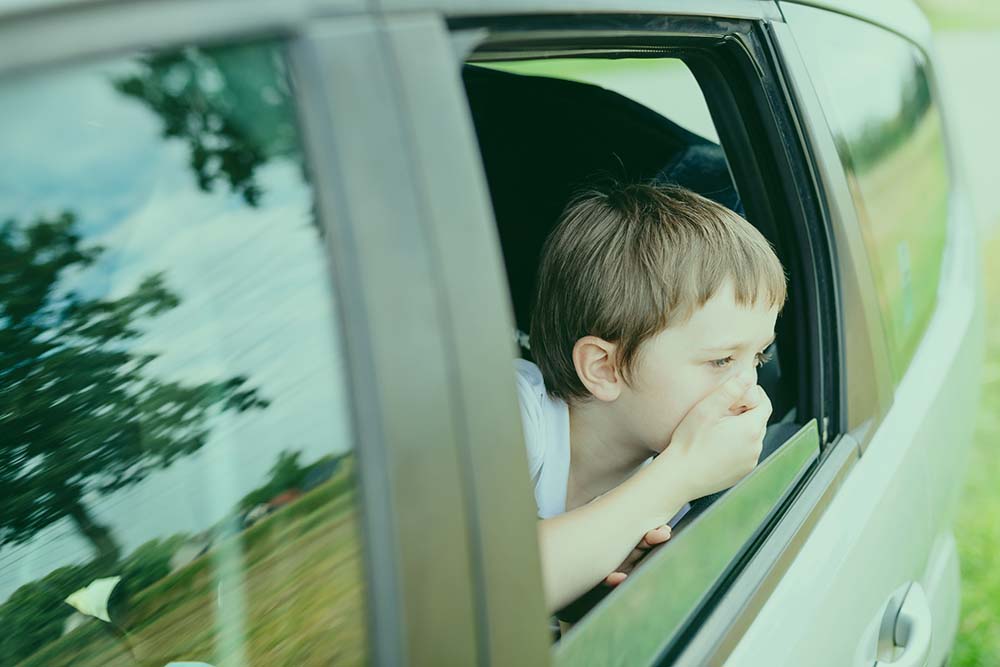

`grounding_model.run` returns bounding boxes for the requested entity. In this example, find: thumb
[695,370,755,419]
